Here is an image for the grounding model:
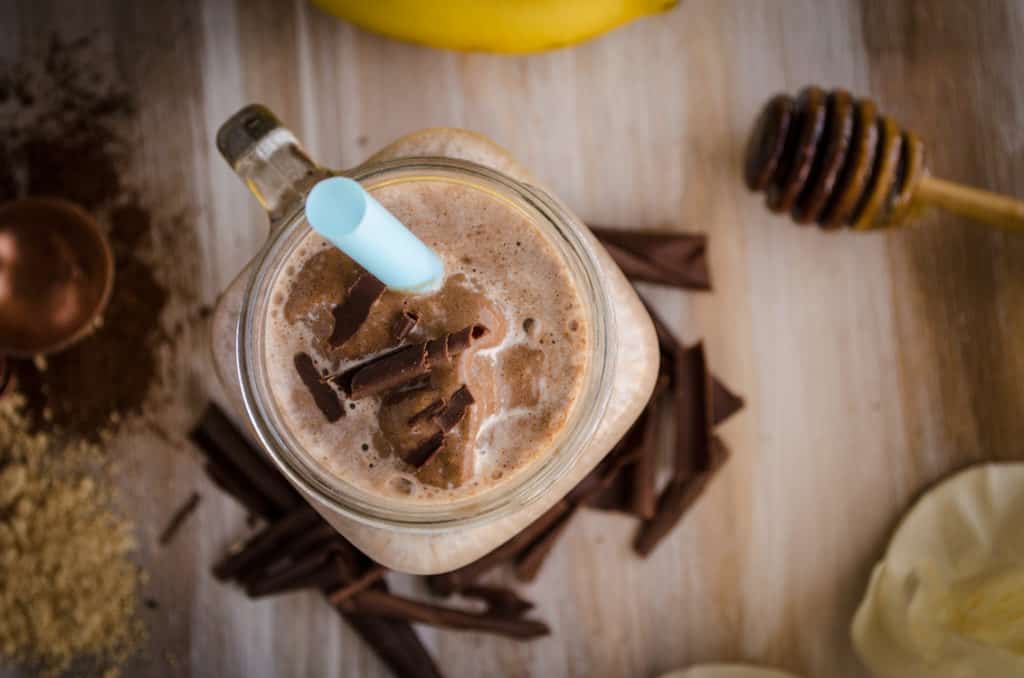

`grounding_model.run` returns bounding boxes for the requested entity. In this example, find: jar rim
[237,157,616,533]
